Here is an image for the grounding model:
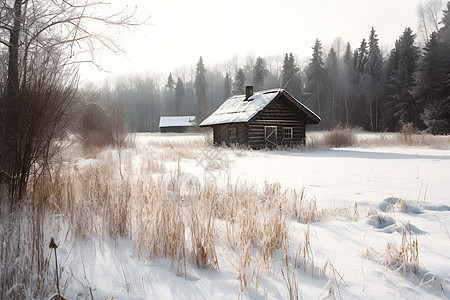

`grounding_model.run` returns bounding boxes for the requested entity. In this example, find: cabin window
[283,127,293,139]
[228,127,237,140]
